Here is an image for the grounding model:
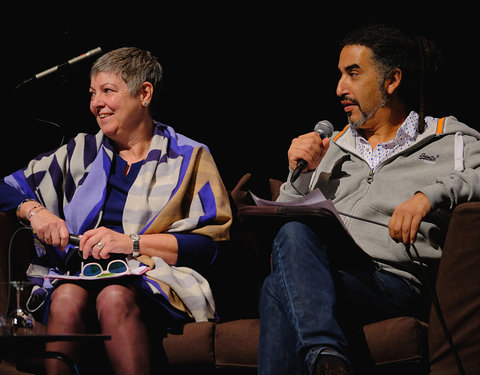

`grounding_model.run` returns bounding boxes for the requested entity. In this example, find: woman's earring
[143,101,149,107]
